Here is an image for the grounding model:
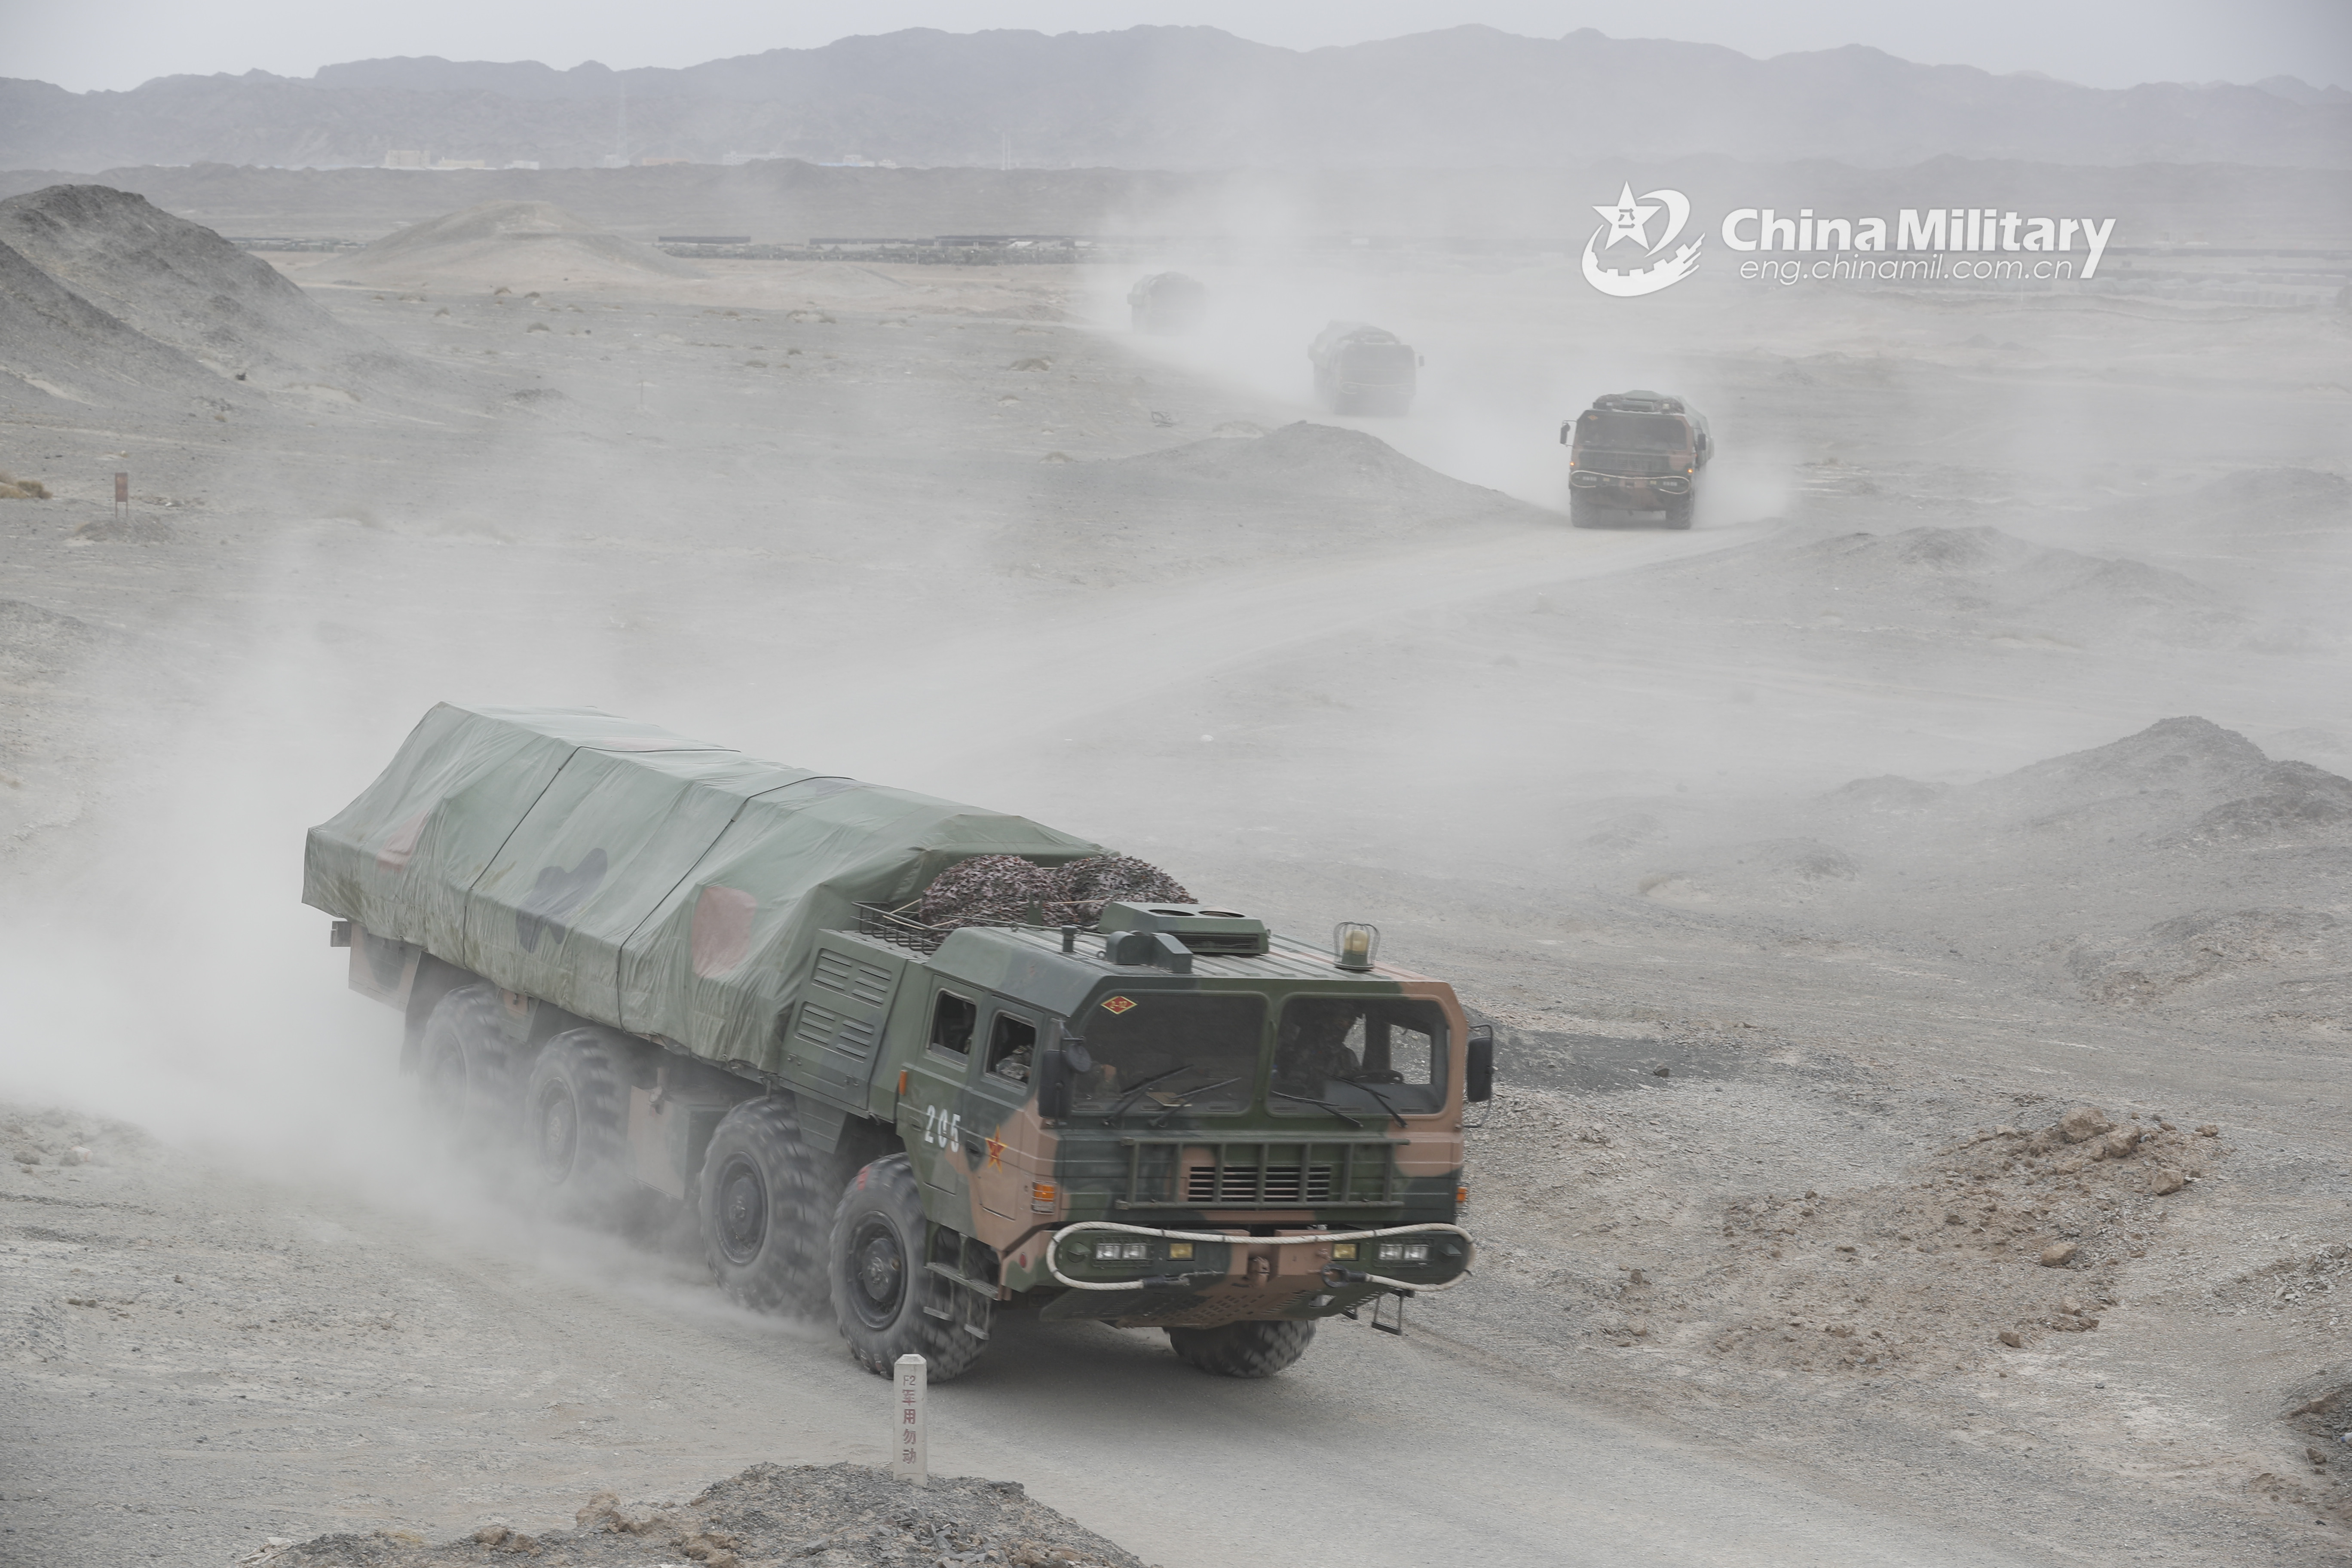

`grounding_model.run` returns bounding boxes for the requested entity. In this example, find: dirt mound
[2067,907,2349,1004]
[2099,467,2352,545]
[0,234,239,412]
[333,200,703,288]
[1964,717,2282,841]
[1474,1085,2230,1379]
[2183,760,2352,844]
[251,1463,1143,1568]
[1100,420,1524,512]
[0,185,406,396]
